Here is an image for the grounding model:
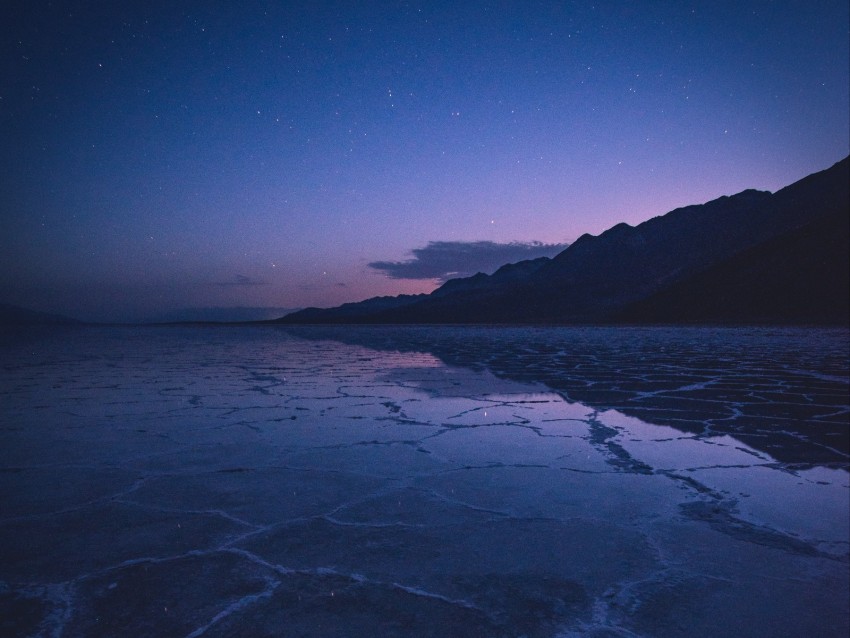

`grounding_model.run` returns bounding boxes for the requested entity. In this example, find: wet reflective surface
[1,325,847,637]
